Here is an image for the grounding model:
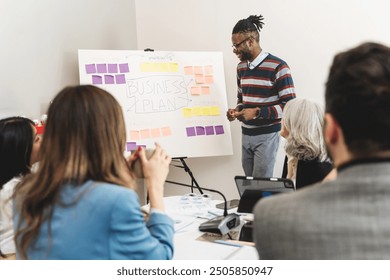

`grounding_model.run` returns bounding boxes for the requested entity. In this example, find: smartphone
[216,199,240,210]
